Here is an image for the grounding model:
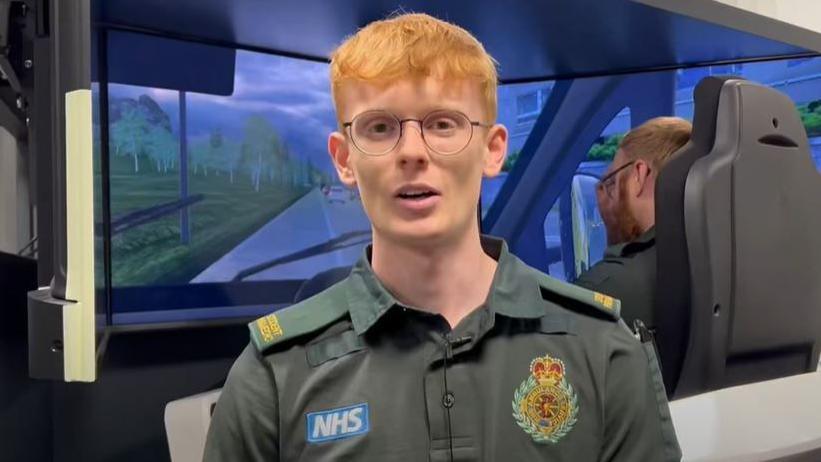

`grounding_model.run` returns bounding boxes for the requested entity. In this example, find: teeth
[399,191,432,198]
